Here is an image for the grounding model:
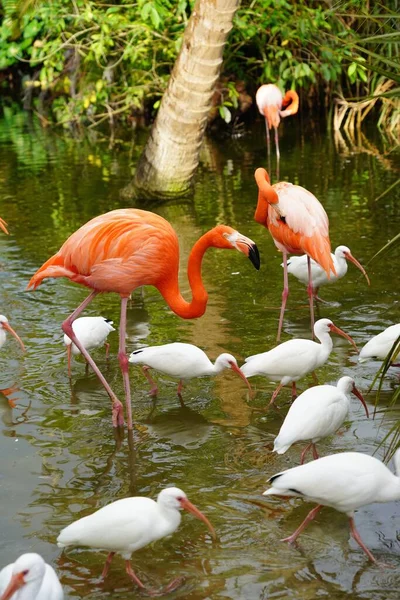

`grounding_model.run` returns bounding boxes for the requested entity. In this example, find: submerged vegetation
[0,0,399,133]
